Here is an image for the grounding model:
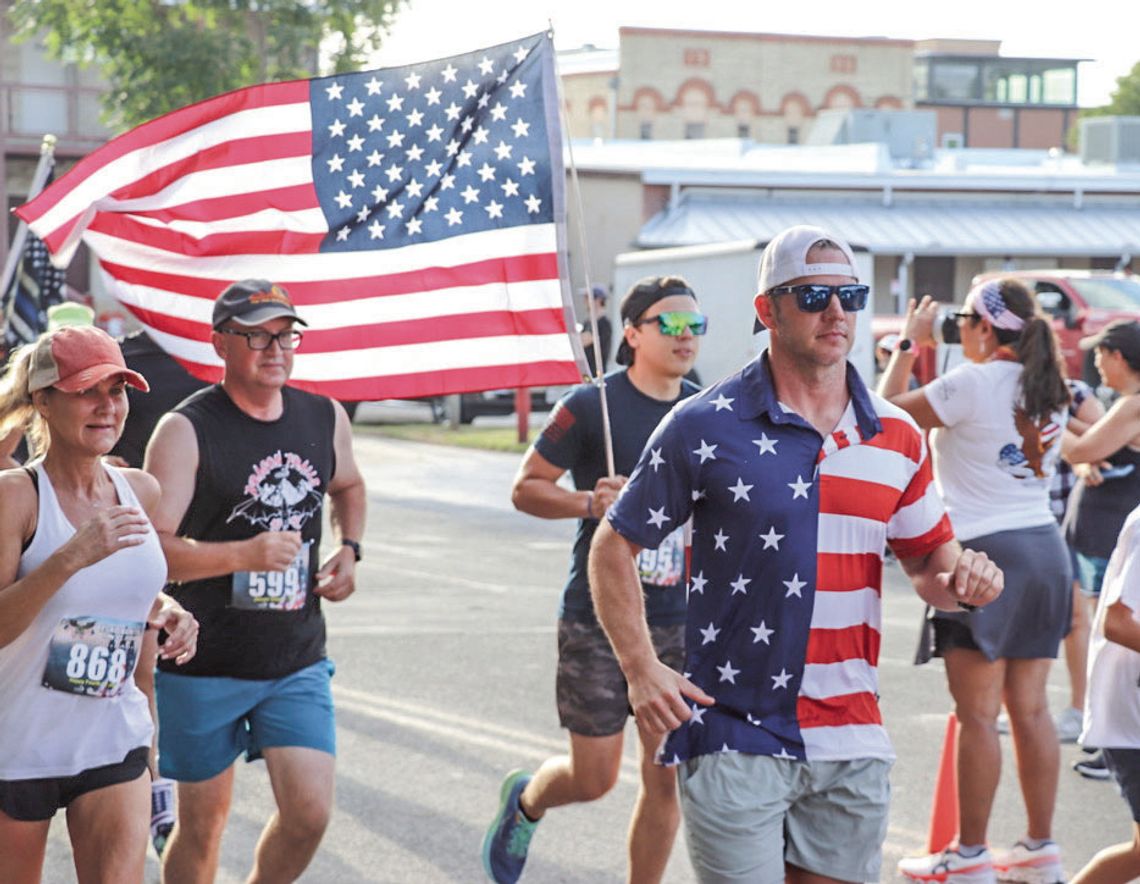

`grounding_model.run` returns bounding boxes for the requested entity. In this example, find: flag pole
[550,25,616,478]
[0,134,58,313]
